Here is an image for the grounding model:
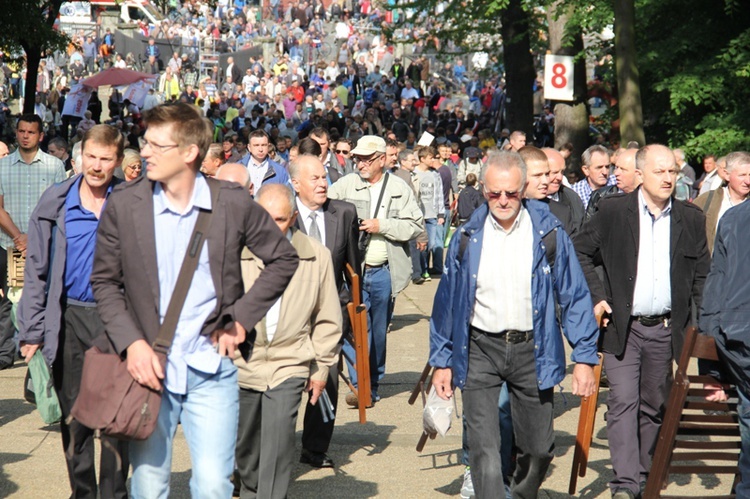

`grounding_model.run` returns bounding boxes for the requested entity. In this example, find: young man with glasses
[328,135,423,406]
[90,103,299,497]
[430,150,599,498]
